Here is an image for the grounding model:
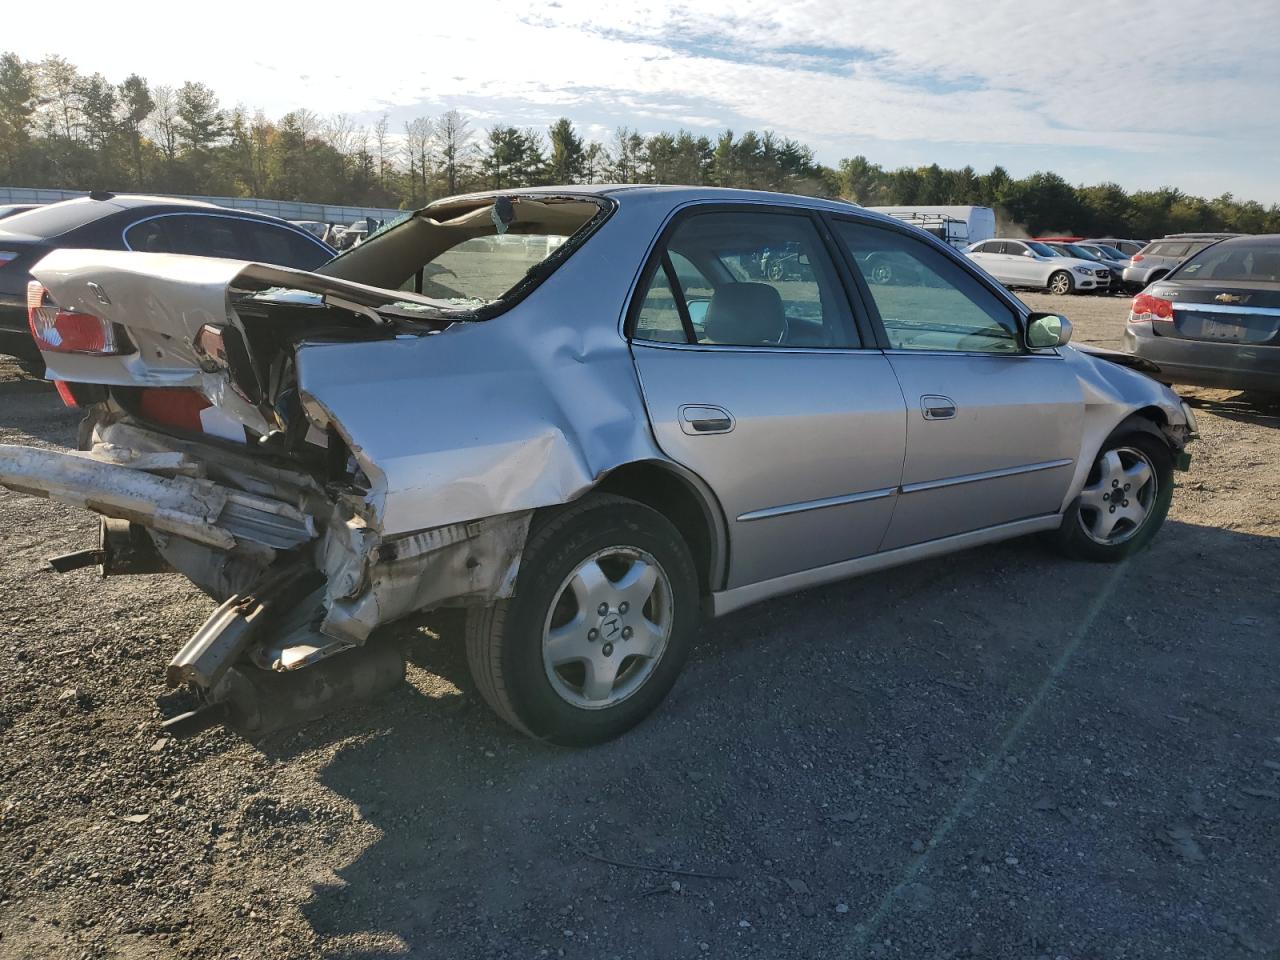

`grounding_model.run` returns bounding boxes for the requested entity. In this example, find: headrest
[703,283,785,345]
